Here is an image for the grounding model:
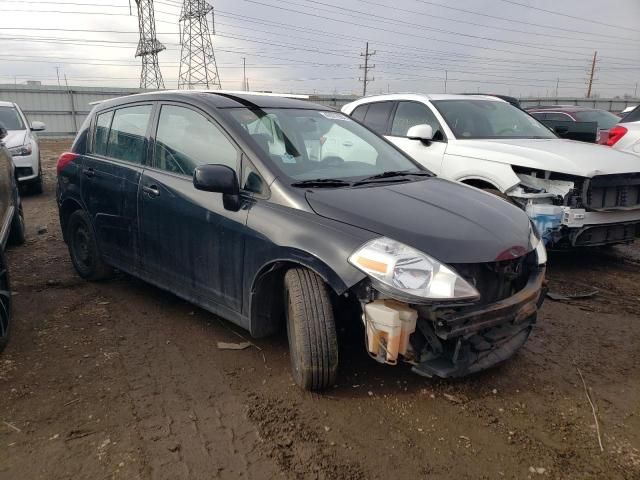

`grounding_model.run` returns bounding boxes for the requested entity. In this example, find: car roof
[94,90,327,111]
[0,101,16,108]
[526,105,597,112]
[349,93,505,103]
